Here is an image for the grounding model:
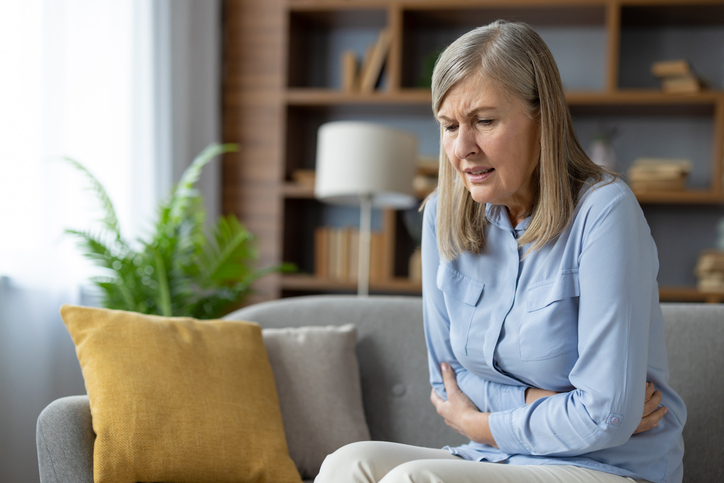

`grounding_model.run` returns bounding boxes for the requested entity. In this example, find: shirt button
[611,417,620,424]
